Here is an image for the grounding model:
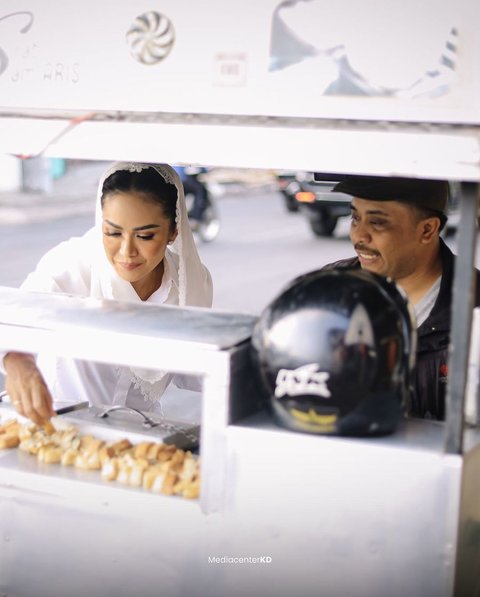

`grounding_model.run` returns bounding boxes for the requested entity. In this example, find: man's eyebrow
[350,203,391,216]
[104,220,161,231]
